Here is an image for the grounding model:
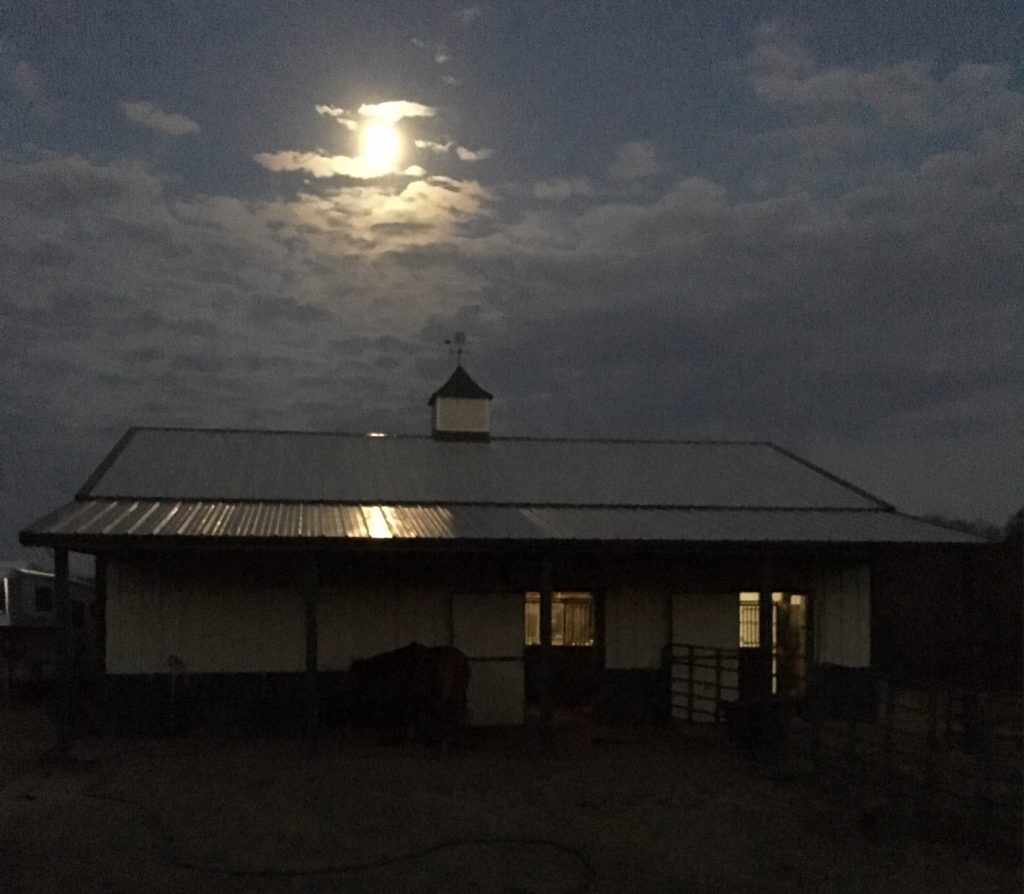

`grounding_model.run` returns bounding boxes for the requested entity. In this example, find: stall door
[452,593,524,726]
